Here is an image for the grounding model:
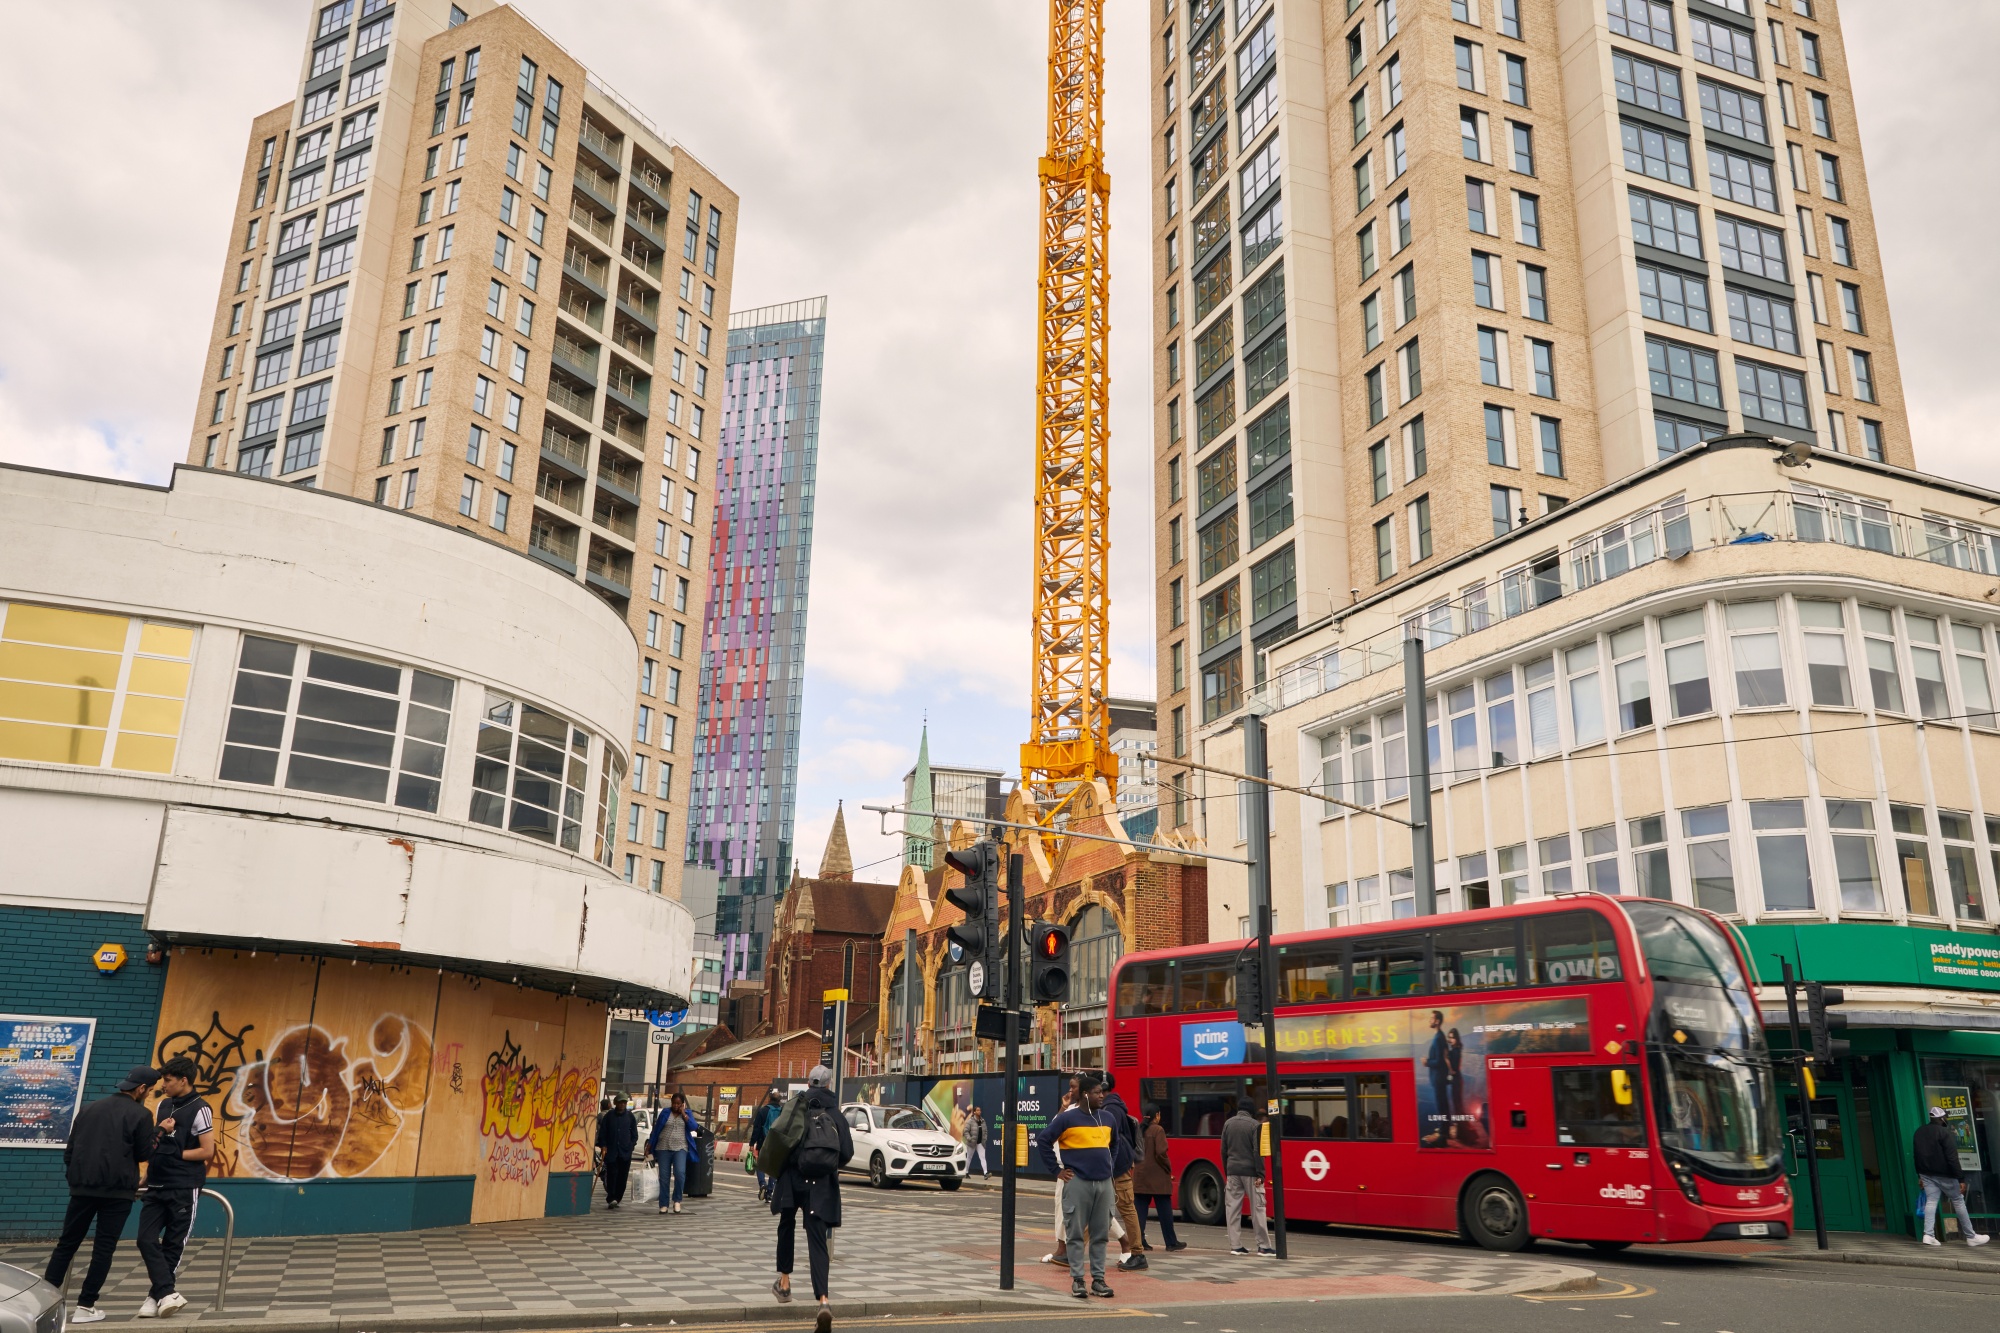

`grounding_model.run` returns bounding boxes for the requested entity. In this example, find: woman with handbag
[644,1092,702,1215]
